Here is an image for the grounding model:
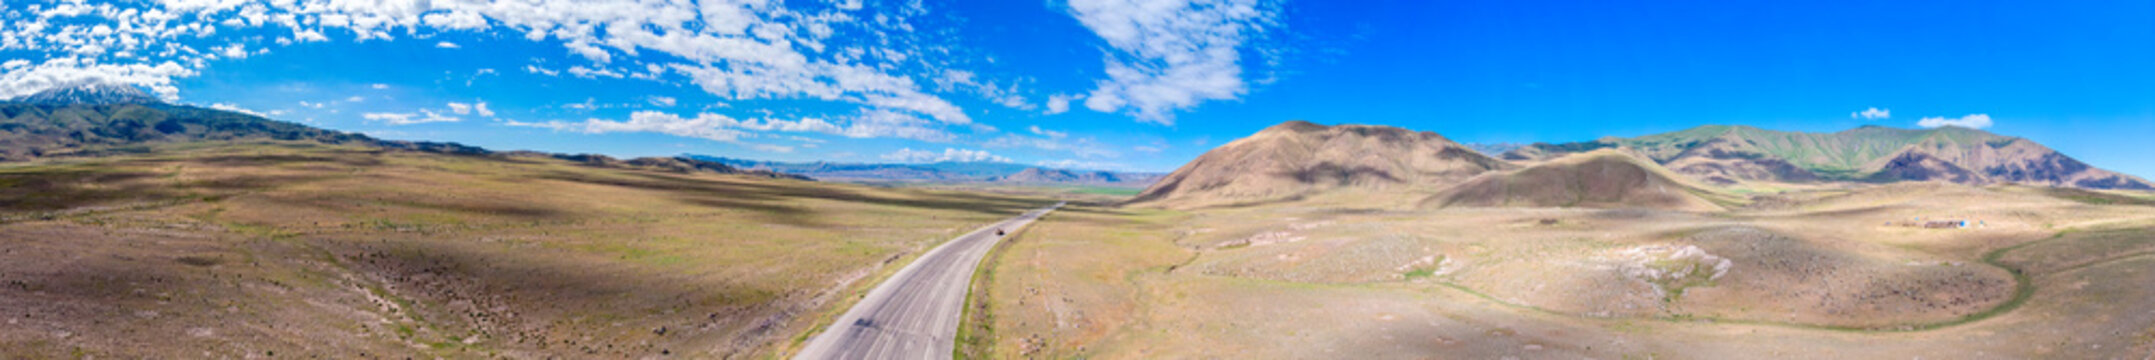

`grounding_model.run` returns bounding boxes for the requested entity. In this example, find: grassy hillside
[0,141,1054,358]
[1614,125,2000,177]
[0,103,374,161]
[1509,124,2152,189]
